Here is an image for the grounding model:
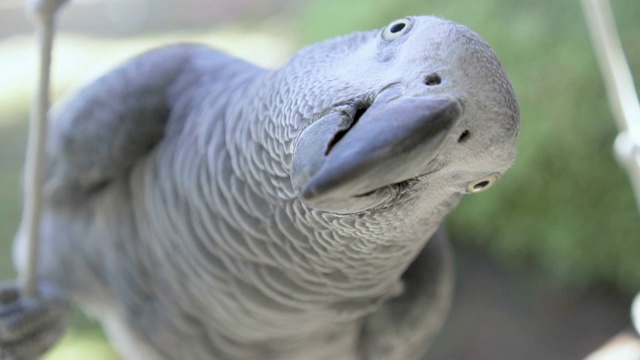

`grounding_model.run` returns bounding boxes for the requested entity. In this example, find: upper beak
[291,89,462,207]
